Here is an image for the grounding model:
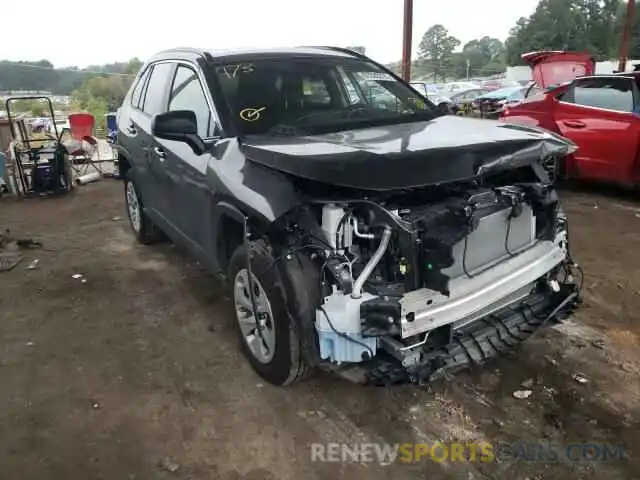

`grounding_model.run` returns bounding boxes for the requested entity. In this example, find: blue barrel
[105,113,118,144]
[0,151,8,194]
[105,113,117,131]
